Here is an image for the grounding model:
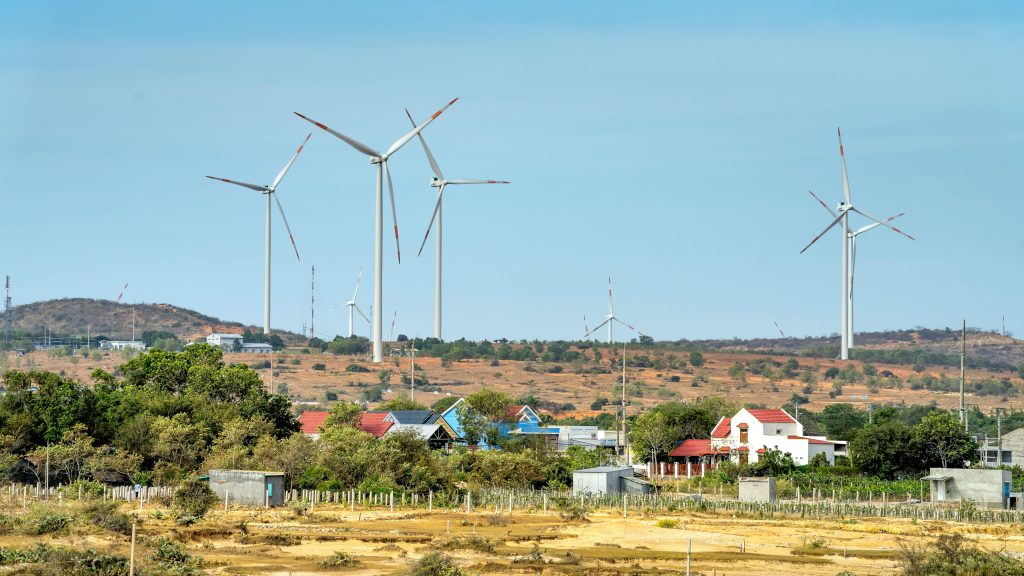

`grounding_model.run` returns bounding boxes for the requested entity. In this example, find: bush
[171,477,217,526]
[81,500,134,536]
[320,551,361,569]
[312,363,327,371]
[411,552,465,576]
[22,509,71,535]
[345,363,370,373]
[898,533,1024,575]
[557,498,589,522]
[151,536,204,575]
[655,518,680,529]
